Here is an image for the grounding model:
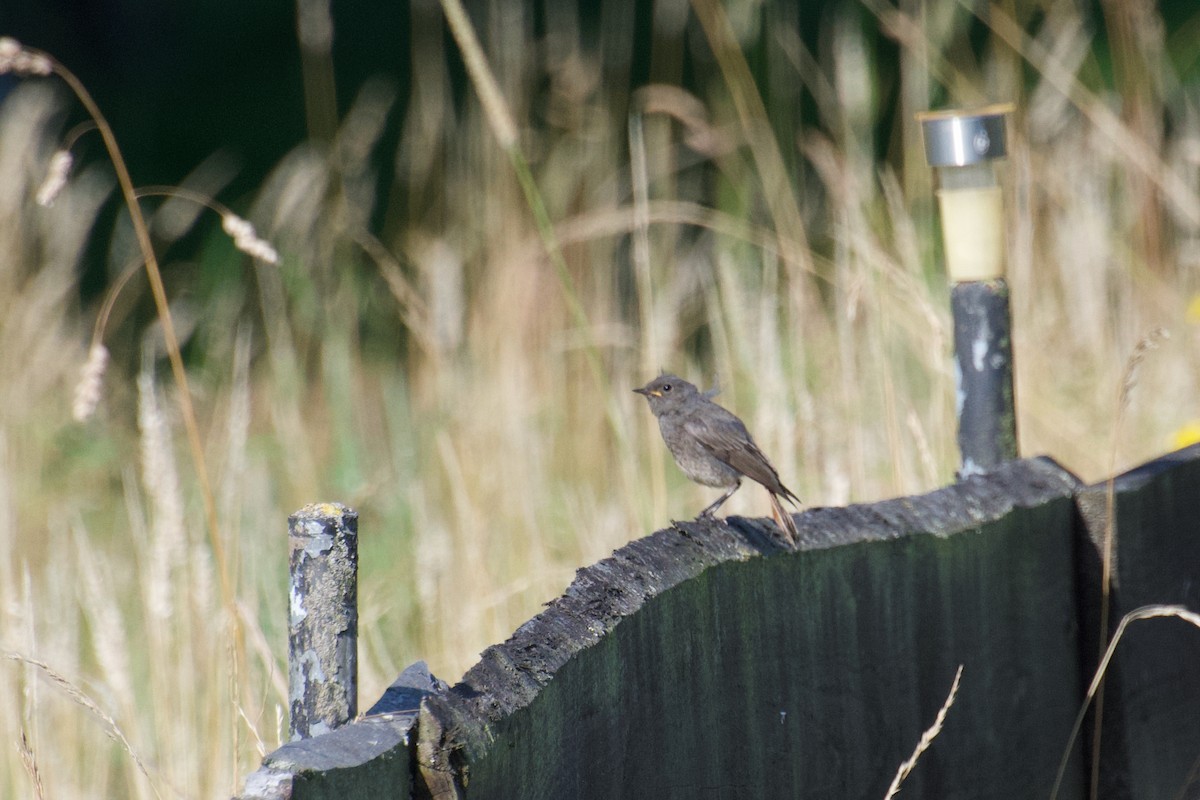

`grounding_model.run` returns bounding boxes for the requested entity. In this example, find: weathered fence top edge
[418,455,1081,764]
[1081,441,1200,494]
[240,661,443,795]
[237,446,1200,797]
